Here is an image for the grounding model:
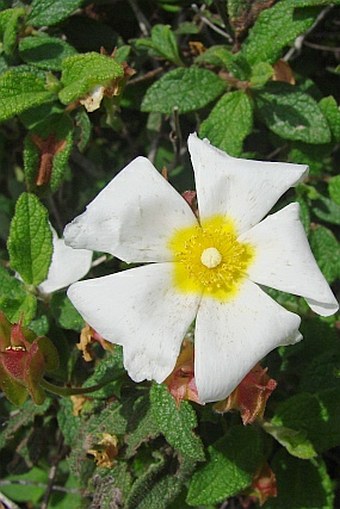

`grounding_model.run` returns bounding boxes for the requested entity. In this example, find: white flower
[63,134,338,403]
[38,227,93,294]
